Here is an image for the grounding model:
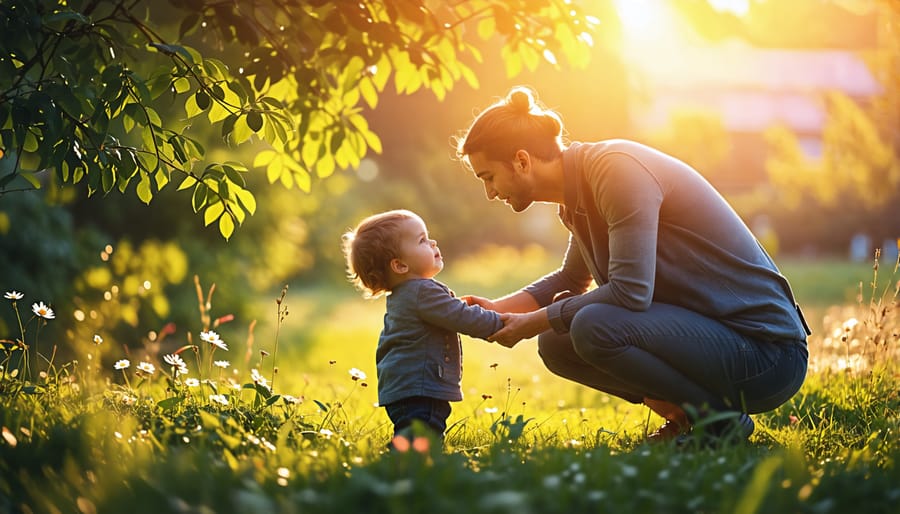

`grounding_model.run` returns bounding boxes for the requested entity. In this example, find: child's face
[394,216,443,280]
